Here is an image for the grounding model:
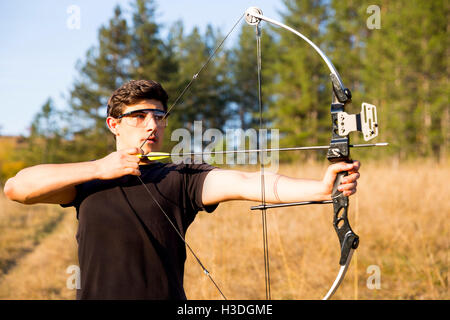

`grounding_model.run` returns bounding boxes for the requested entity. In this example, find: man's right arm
[3,148,142,205]
[4,162,99,205]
